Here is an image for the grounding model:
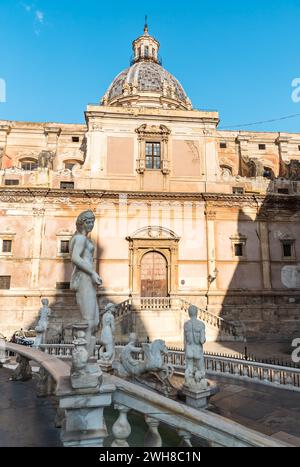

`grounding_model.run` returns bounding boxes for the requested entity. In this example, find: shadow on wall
[43,223,148,345]
[217,185,300,347]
